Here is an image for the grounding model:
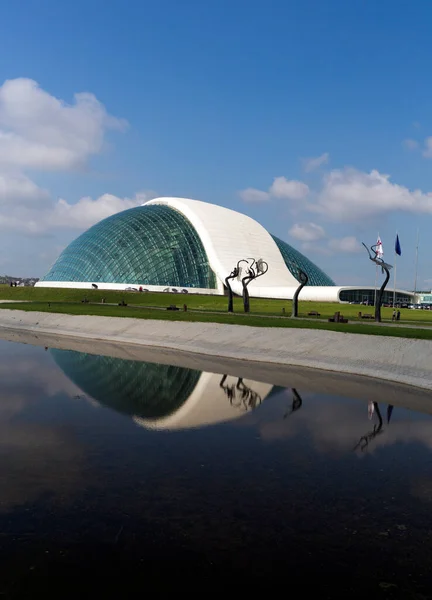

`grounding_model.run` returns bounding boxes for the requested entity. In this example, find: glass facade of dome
[41,205,217,288]
[271,235,335,286]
